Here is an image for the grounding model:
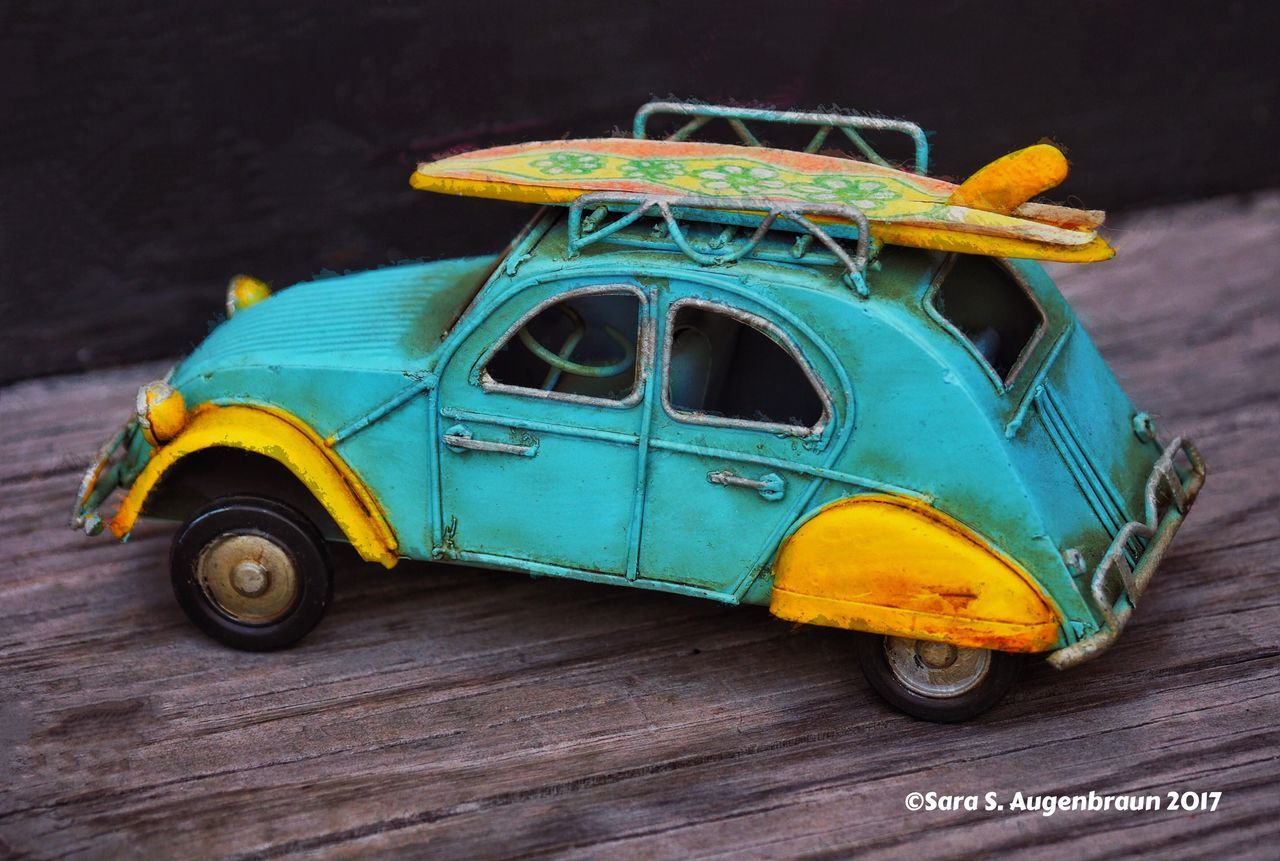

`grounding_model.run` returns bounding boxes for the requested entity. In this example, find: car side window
[483,287,643,404]
[929,254,1045,385]
[664,300,826,434]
